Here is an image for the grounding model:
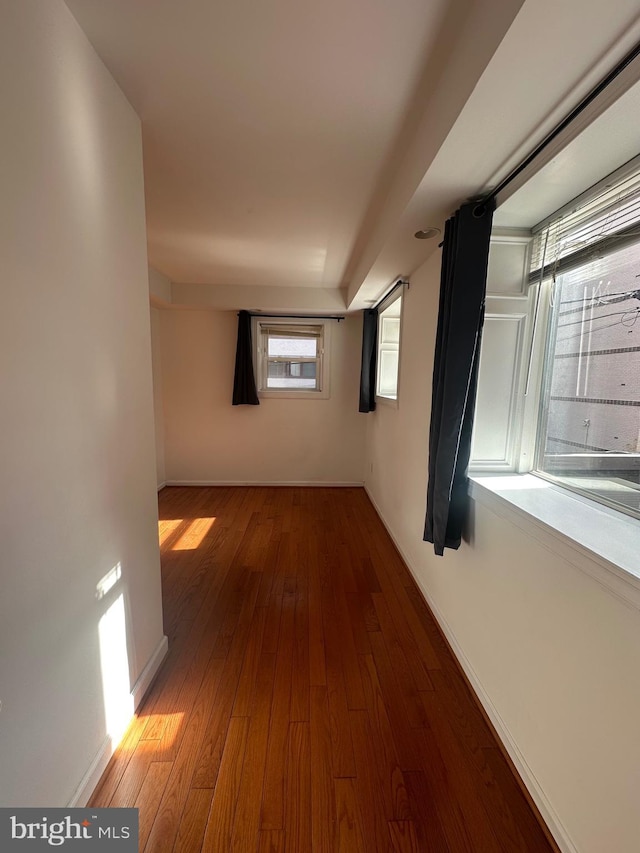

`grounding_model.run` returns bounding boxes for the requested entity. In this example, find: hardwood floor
[89,486,557,852]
